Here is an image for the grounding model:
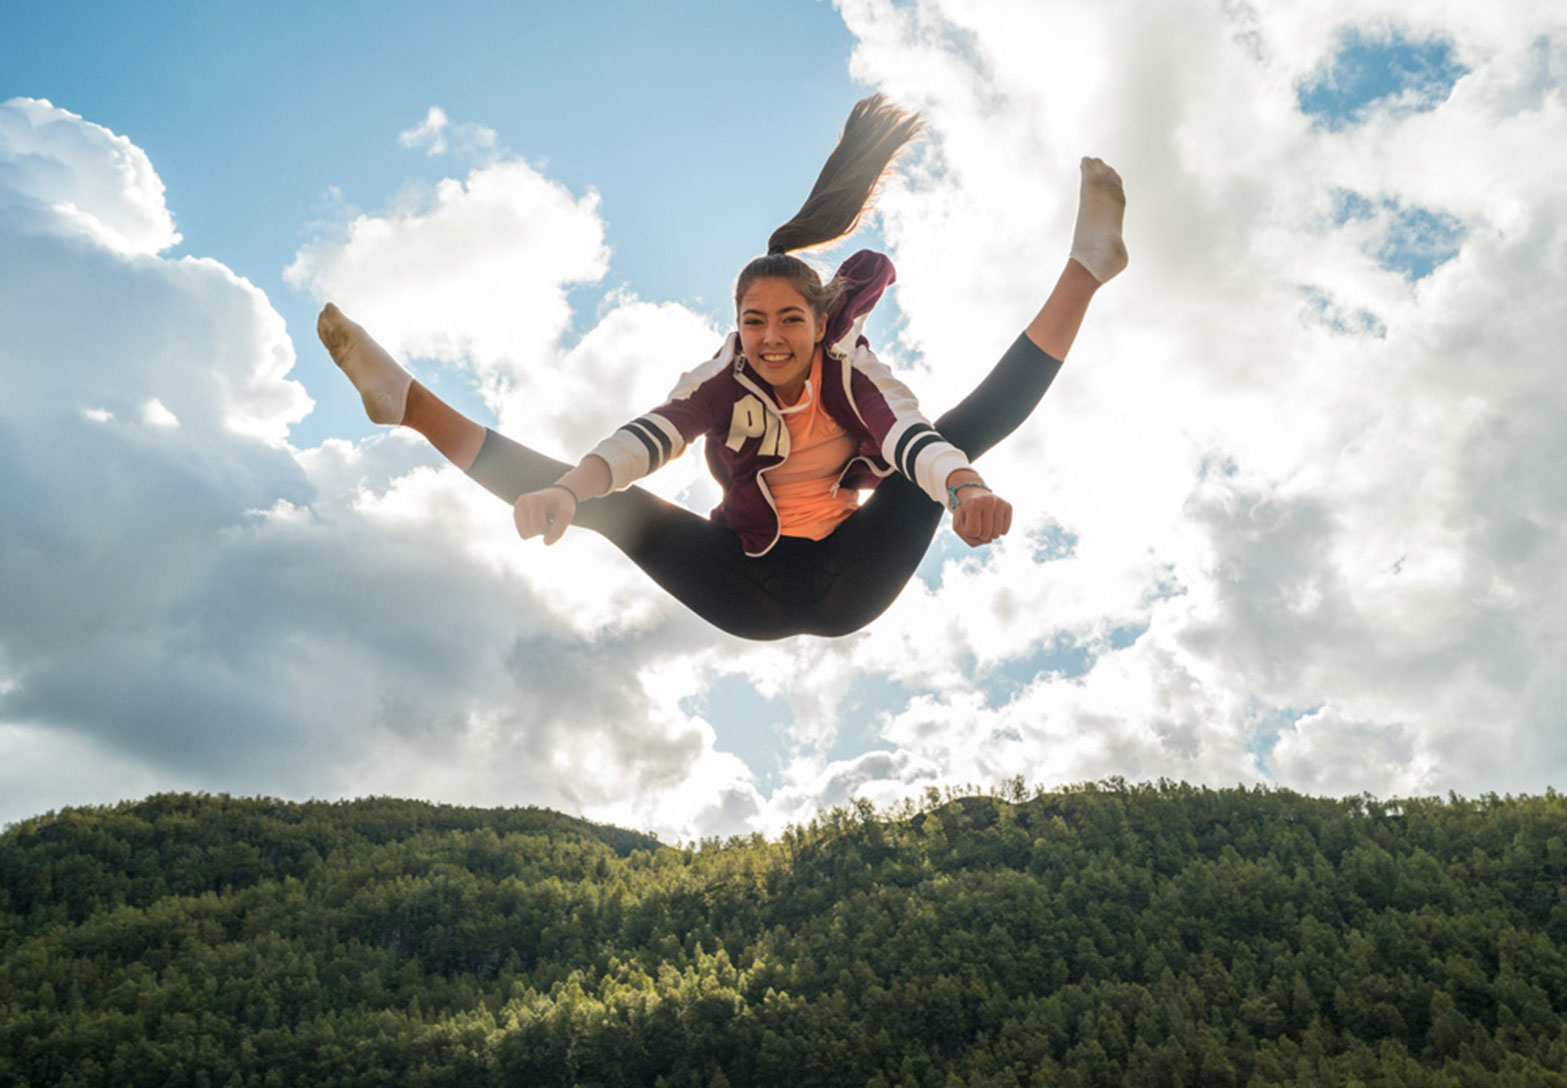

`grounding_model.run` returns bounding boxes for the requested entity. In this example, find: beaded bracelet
[946,481,989,510]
